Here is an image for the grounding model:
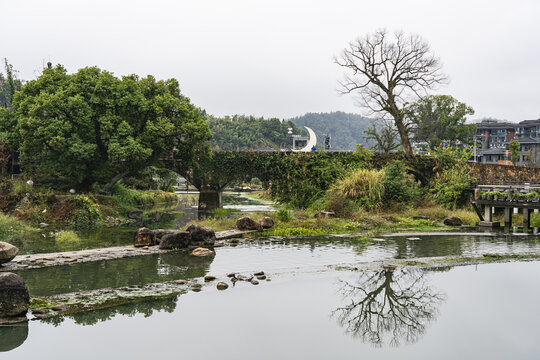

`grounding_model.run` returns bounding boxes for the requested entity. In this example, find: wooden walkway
[472,184,540,229]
